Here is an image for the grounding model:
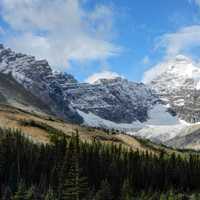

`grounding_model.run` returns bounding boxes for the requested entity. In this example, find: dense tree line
[0,128,199,199]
